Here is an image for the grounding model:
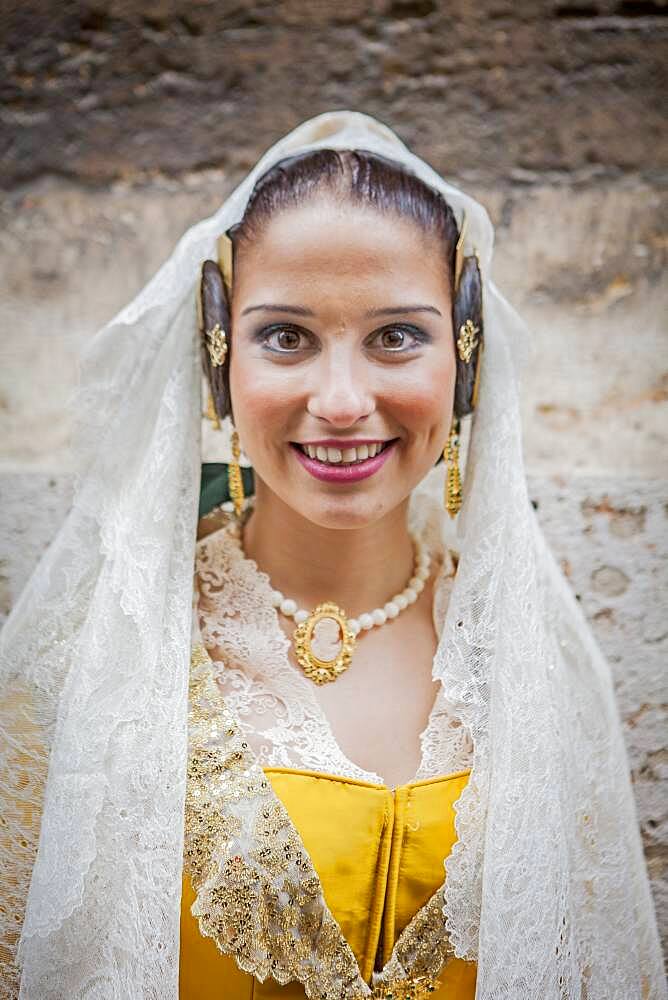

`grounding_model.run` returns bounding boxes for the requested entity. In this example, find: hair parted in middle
[198,147,483,427]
